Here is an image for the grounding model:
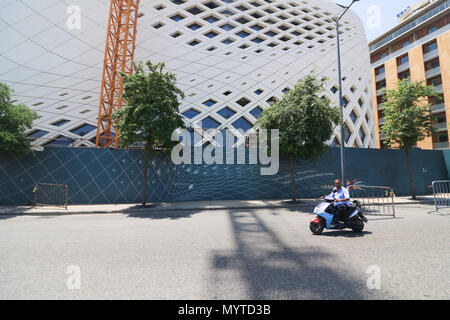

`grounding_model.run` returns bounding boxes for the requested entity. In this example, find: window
[28,130,49,138]
[398,70,410,80]
[217,107,236,119]
[402,40,410,48]
[377,95,384,105]
[182,109,200,119]
[250,107,263,119]
[399,55,409,65]
[436,114,446,124]
[429,76,442,86]
[428,26,438,34]
[376,65,385,75]
[428,59,440,70]
[376,80,386,90]
[438,132,448,143]
[427,41,438,52]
